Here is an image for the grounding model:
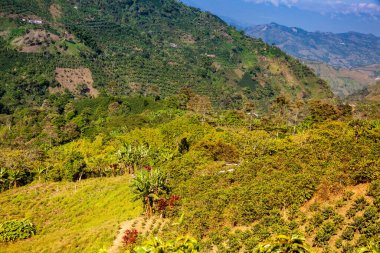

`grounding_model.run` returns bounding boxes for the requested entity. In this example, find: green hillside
[0,0,332,114]
[2,1,380,253]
